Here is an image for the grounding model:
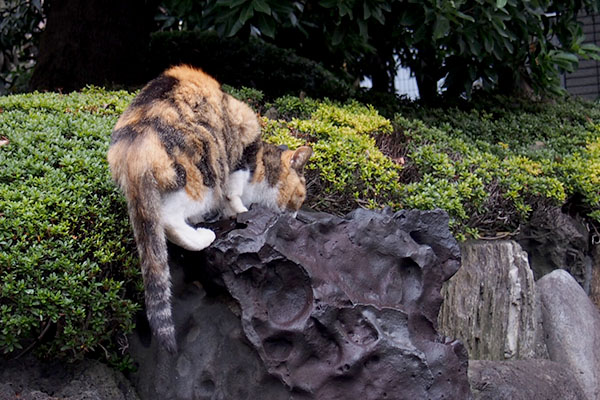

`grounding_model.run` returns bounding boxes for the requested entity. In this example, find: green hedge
[1,87,600,362]
[393,95,600,234]
[255,93,600,239]
[0,89,139,364]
